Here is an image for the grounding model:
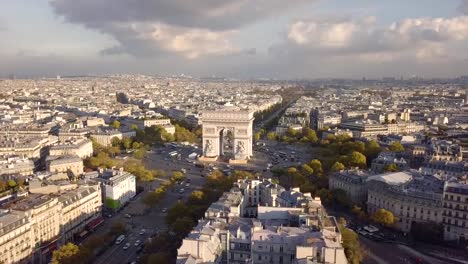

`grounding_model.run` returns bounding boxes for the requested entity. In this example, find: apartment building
[0,210,33,264]
[122,117,175,134]
[0,156,35,176]
[427,140,463,162]
[57,184,102,243]
[371,152,409,173]
[442,182,468,244]
[0,136,54,159]
[420,161,468,179]
[0,184,104,264]
[177,179,346,264]
[90,129,136,146]
[329,169,371,204]
[49,138,93,159]
[366,172,443,232]
[94,168,136,210]
[340,121,425,139]
[46,155,84,176]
